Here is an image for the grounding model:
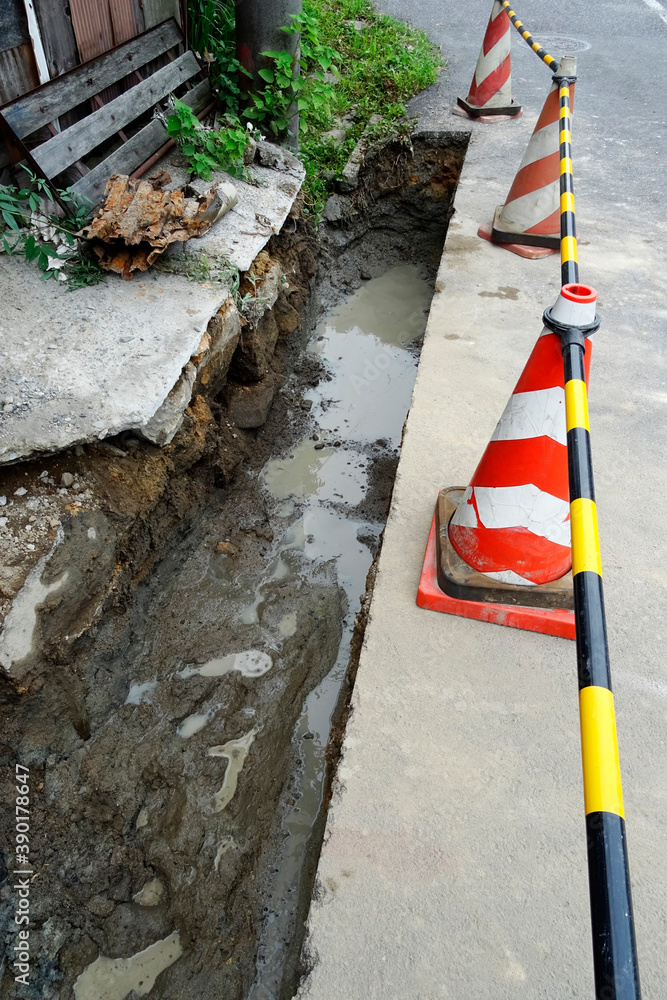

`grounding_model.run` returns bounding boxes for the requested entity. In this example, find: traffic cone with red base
[455,1,522,121]
[417,284,597,639]
[478,56,576,257]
